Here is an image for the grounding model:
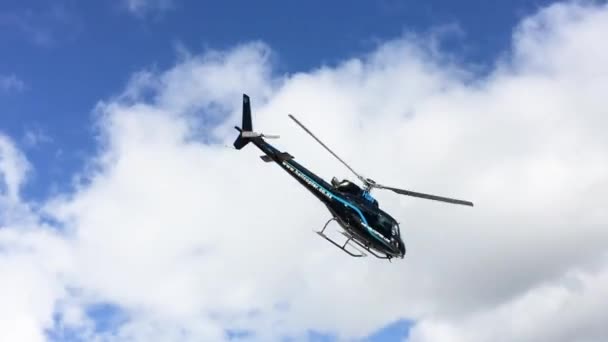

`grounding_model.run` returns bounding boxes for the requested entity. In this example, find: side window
[363,209,391,235]
[362,209,379,229]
